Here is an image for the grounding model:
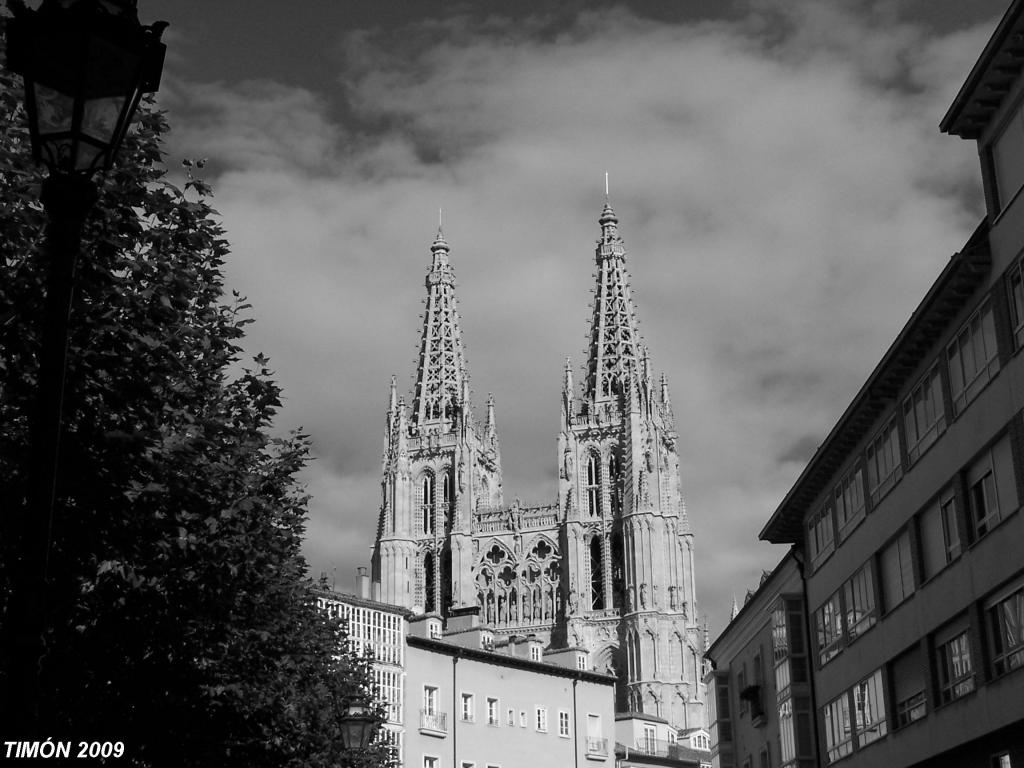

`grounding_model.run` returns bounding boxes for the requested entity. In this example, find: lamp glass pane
[73,140,106,172]
[82,95,126,144]
[34,83,74,133]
